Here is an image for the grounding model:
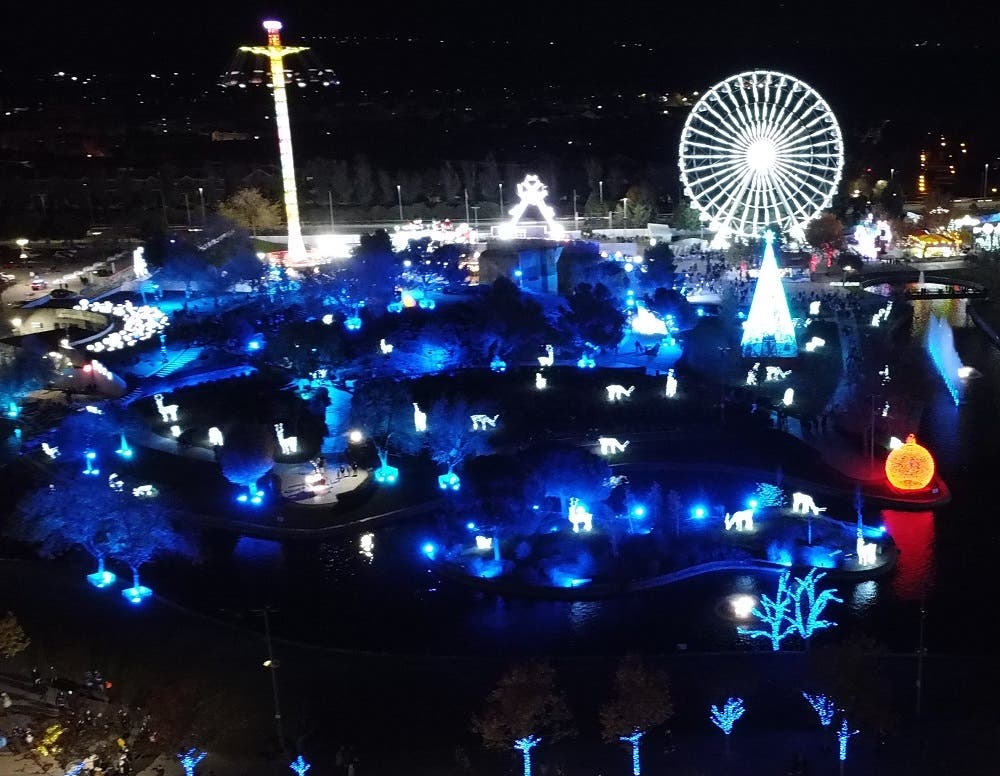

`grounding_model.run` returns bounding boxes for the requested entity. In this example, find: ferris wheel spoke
[768,167,813,226]
[682,135,746,155]
[717,87,758,146]
[777,156,843,186]
[684,124,745,152]
[718,168,758,236]
[700,101,755,147]
[691,161,751,204]
[700,165,754,221]
[776,121,841,152]
[773,160,833,209]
